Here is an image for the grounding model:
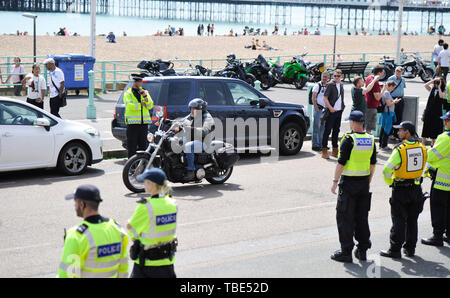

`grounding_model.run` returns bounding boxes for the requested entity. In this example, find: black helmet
[188,98,207,111]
